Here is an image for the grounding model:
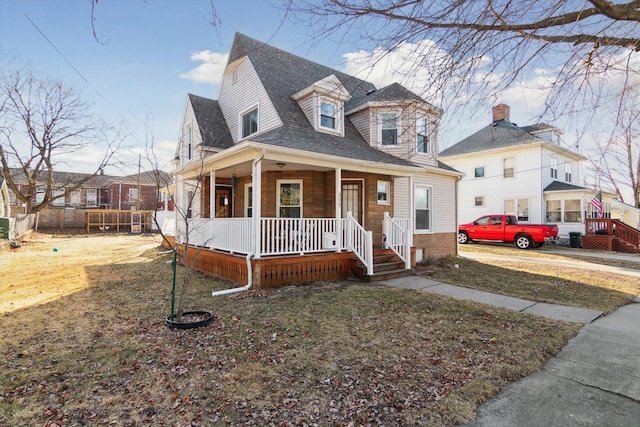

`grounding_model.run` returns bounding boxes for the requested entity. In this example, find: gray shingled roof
[188,94,233,150]
[544,181,588,192]
[439,119,544,157]
[6,168,169,188]
[225,33,426,168]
